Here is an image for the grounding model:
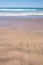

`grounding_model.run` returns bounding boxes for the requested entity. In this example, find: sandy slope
[0,28,43,65]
